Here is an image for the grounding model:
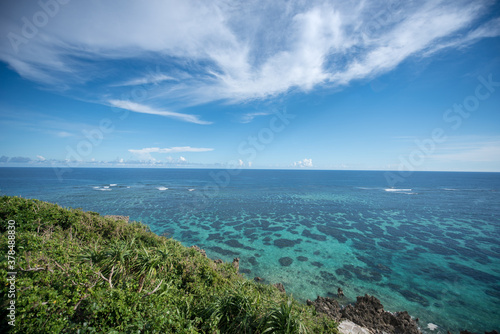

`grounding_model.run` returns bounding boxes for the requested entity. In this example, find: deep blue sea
[1,167,499,333]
